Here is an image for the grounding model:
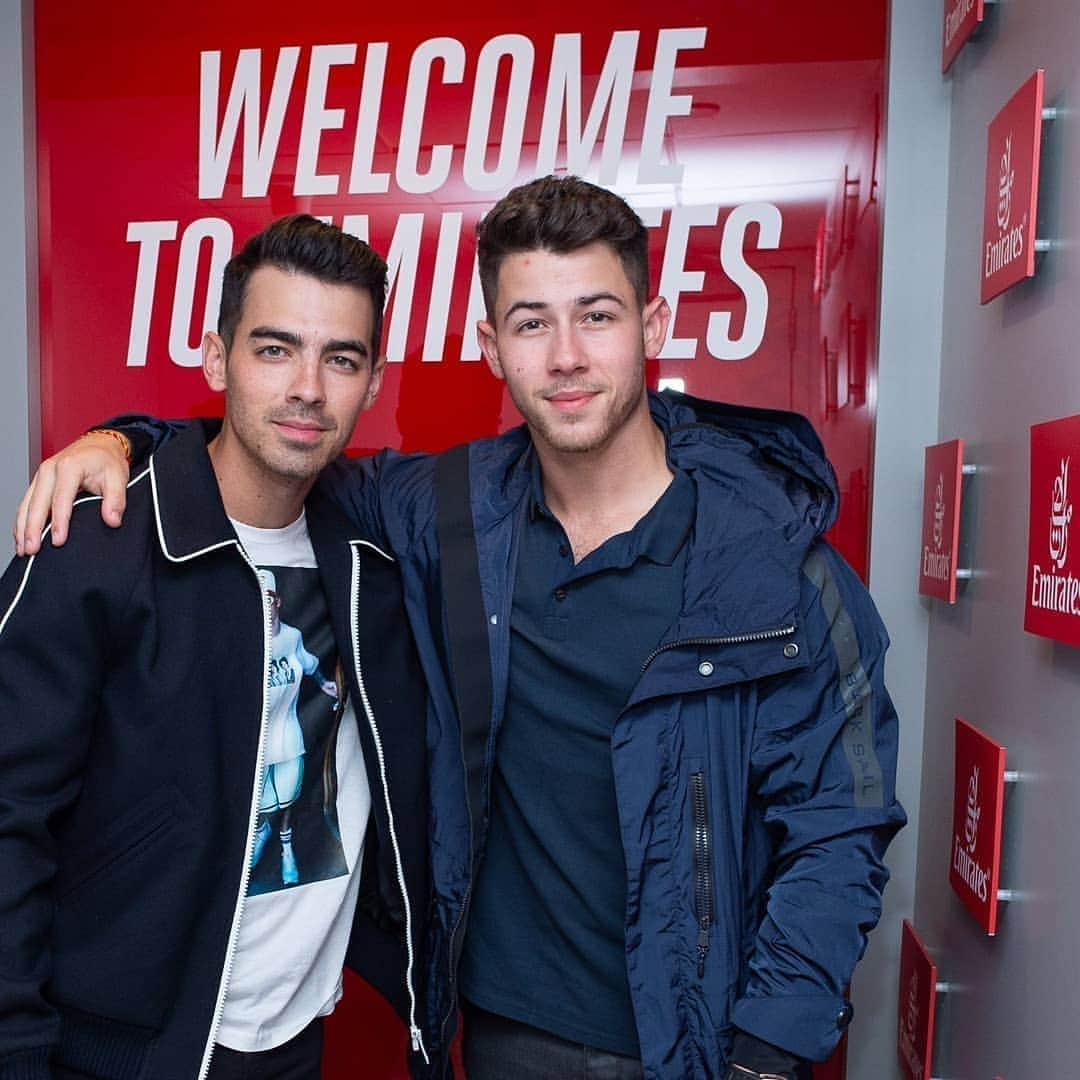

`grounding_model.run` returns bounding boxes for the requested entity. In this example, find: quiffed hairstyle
[218,214,388,354]
[476,175,650,317]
